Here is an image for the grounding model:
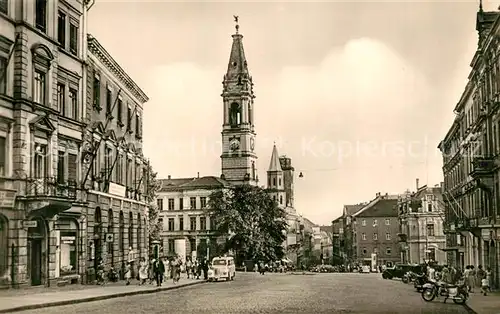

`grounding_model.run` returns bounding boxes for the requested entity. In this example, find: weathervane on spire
[233,15,239,34]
